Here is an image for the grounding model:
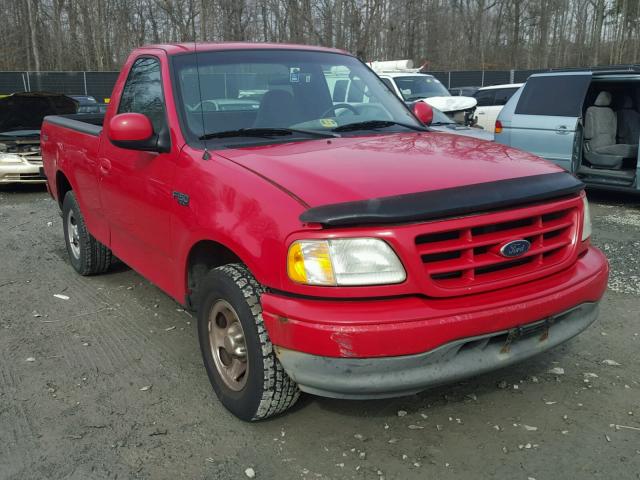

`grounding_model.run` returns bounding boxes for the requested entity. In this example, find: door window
[474,89,496,107]
[515,75,591,116]
[493,87,518,106]
[118,57,167,132]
